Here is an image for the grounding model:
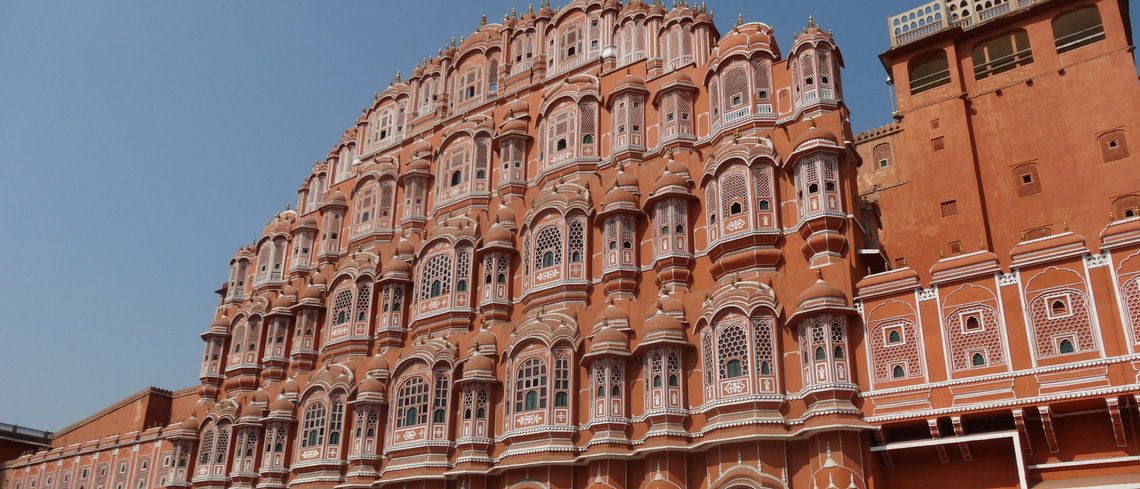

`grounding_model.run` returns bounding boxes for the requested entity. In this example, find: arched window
[1053,6,1105,53]
[554,353,570,407]
[833,345,845,359]
[327,397,344,446]
[892,365,905,378]
[725,359,743,378]
[1051,299,1068,316]
[971,352,986,367]
[716,323,749,380]
[451,170,463,186]
[418,253,452,300]
[534,225,563,270]
[514,358,547,412]
[395,377,429,428]
[1059,339,1075,354]
[888,330,902,344]
[301,402,326,448]
[556,138,567,151]
[965,315,981,331]
[815,346,826,361]
[973,29,1033,80]
[908,50,951,94]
